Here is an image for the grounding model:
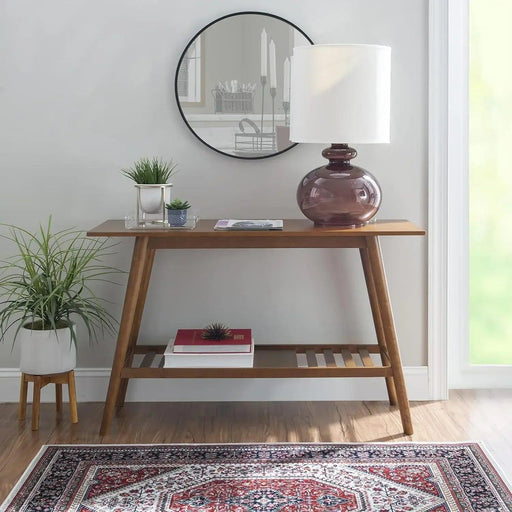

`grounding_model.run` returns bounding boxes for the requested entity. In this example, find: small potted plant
[121,157,178,216]
[166,199,191,227]
[0,218,121,375]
